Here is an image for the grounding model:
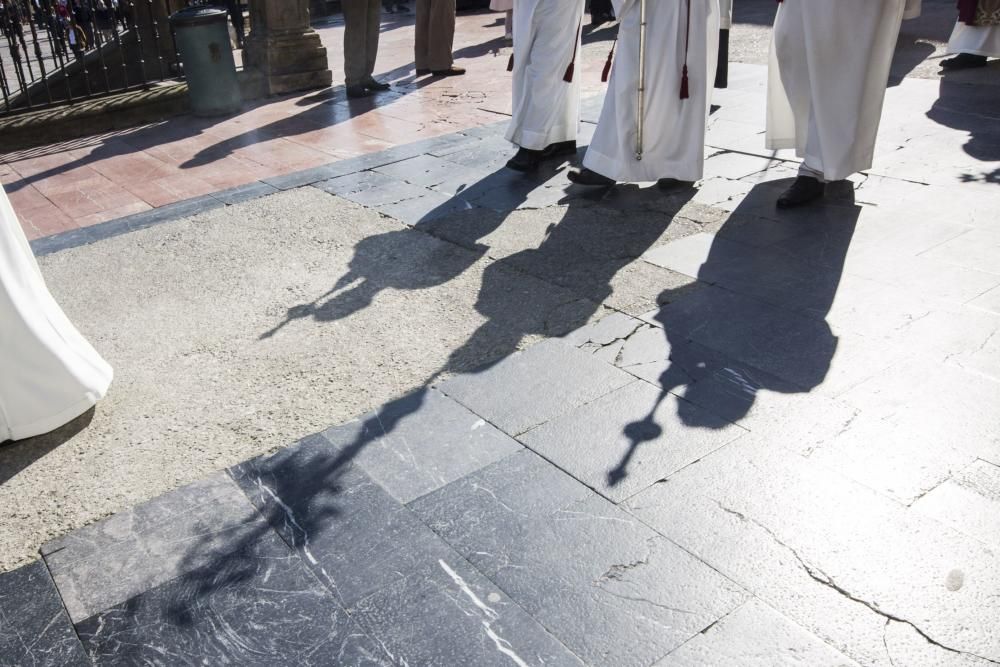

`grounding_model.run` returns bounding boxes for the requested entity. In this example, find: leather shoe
[542,140,577,159]
[364,78,391,91]
[941,53,988,70]
[656,178,694,191]
[567,168,615,186]
[776,176,825,208]
[346,84,373,99]
[506,147,544,172]
[431,66,466,77]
